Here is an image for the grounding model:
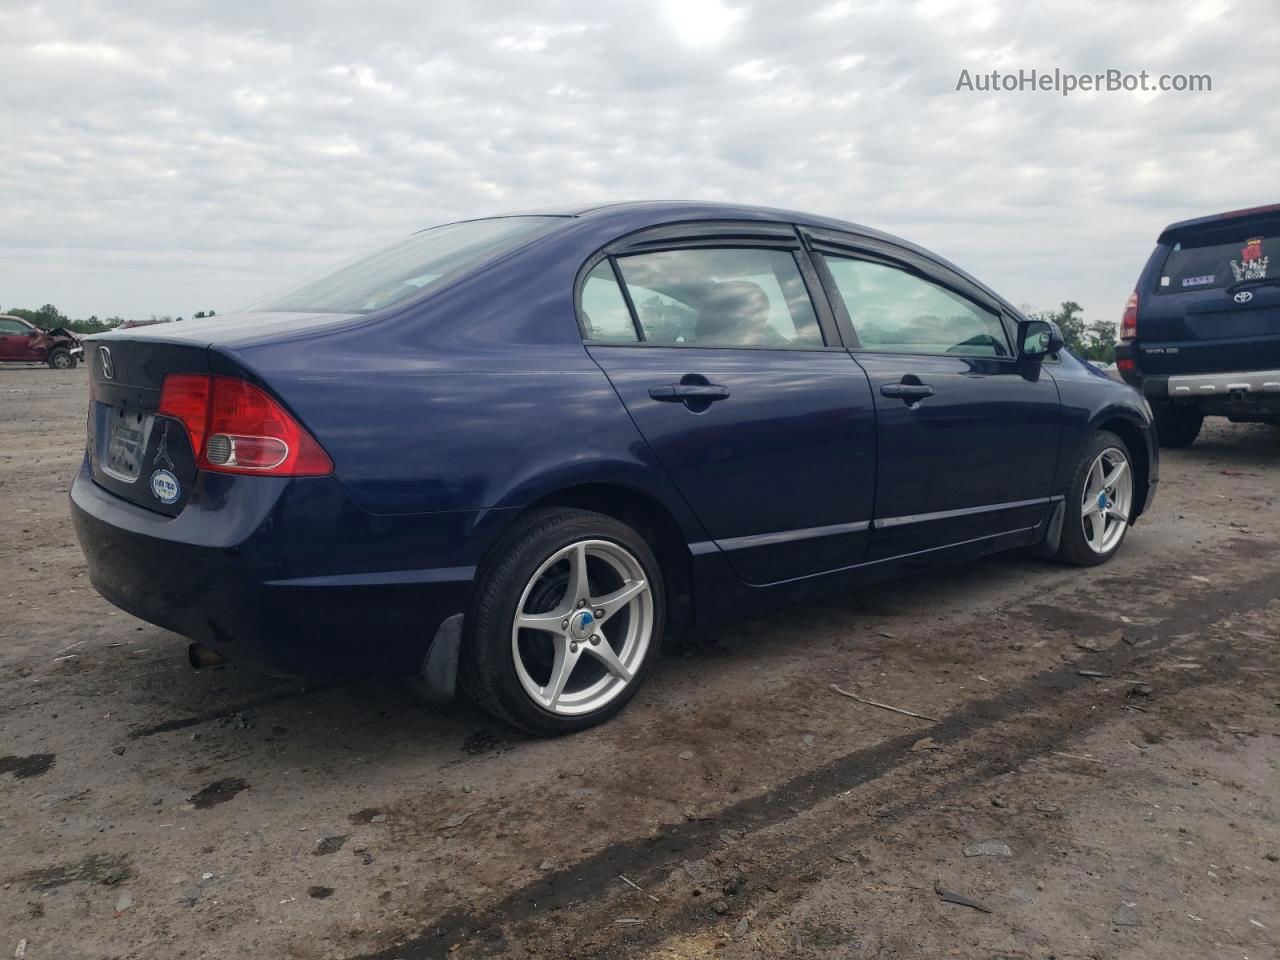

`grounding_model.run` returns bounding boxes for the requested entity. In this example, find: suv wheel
[47,348,77,370]
[461,508,665,735]
[1056,430,1134,567]
[1152,401,1202,448]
